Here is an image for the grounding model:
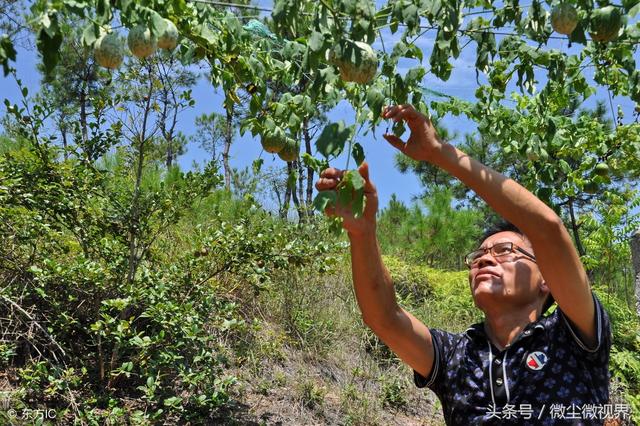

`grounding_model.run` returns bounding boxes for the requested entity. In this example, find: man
[315,105,612,424]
